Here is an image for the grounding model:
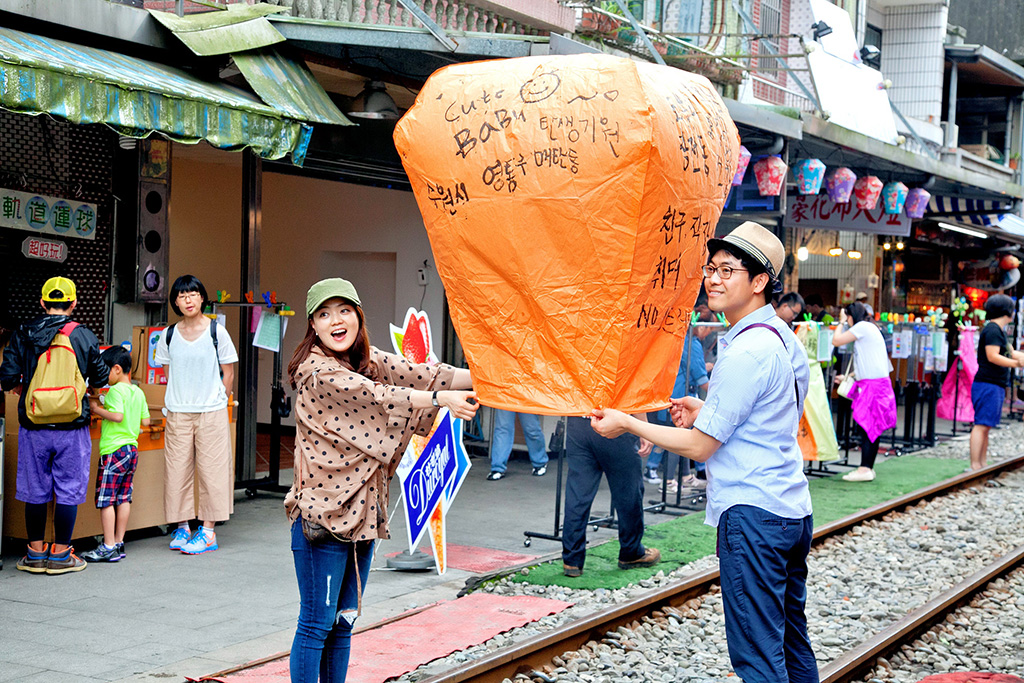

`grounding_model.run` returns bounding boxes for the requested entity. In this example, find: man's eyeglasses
[701,265,749,280]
